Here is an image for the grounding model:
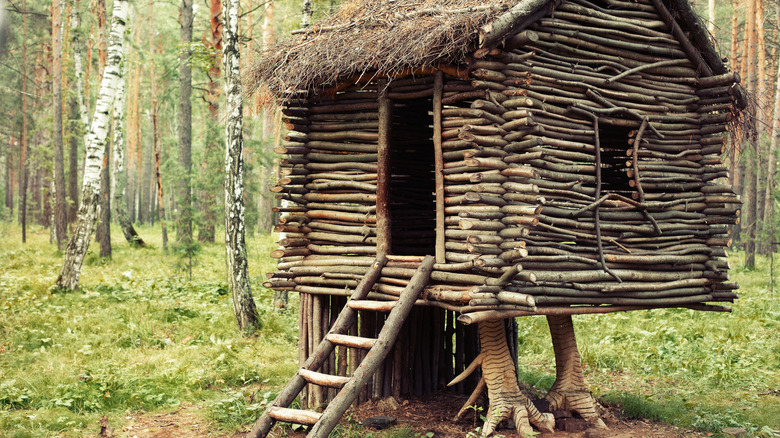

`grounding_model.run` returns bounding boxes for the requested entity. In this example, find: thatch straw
[247,0,516,96]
